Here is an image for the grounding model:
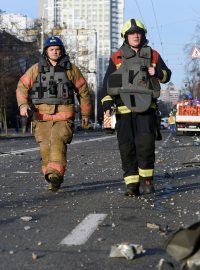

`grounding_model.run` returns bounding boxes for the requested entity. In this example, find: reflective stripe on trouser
[124,175,139,186]
[139,167,154,182]
[34,120,73,178]
[116,103,157,115]
[116,110,156,183]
